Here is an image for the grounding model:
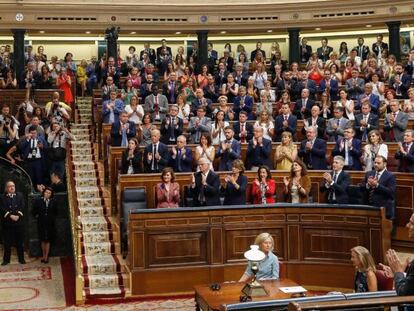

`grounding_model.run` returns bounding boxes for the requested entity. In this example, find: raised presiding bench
[128,204,391,295]
[196,279,318,311]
